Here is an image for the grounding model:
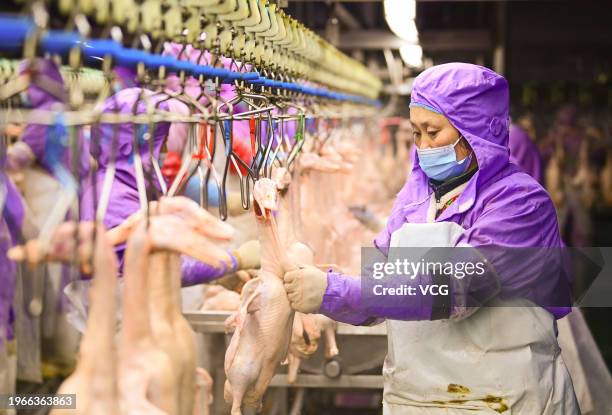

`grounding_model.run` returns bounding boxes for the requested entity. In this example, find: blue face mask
[416,136,473,181]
